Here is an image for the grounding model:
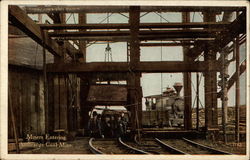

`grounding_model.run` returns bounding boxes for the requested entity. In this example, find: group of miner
[88,111,127,138]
